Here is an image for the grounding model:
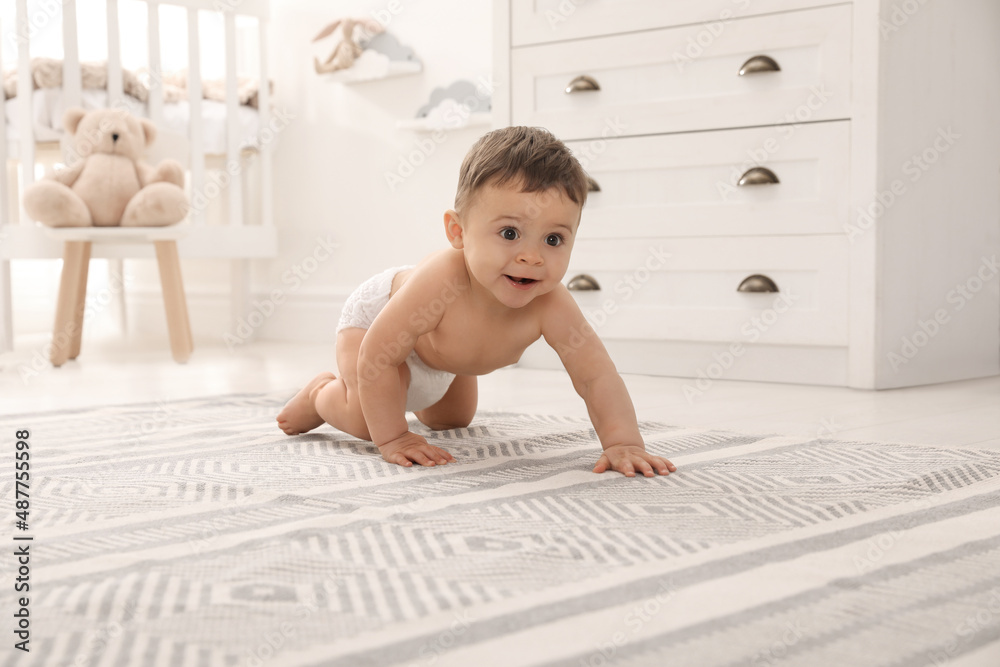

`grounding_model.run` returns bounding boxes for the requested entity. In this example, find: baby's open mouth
[505,275,537,285]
